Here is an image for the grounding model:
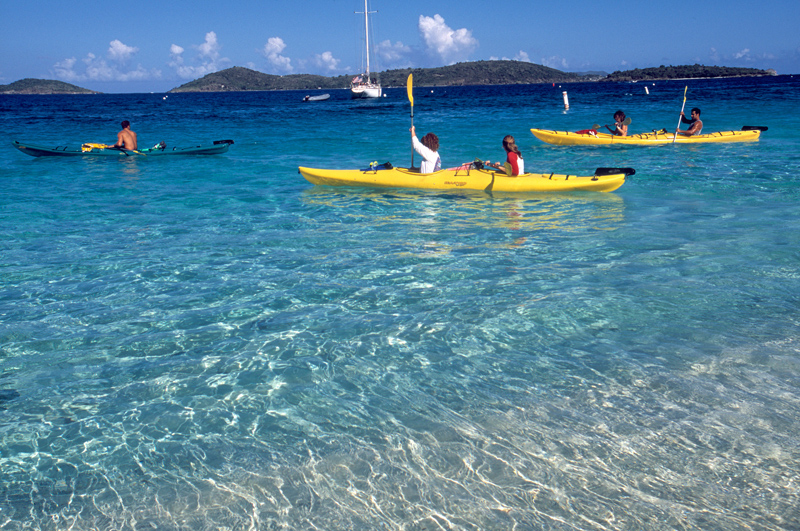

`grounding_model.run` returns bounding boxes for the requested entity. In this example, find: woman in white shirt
[410,126,441,173]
